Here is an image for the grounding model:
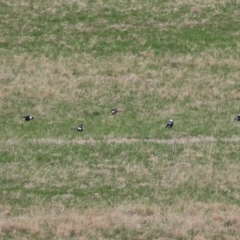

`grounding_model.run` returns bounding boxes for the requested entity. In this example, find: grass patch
[1,0,240,239]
